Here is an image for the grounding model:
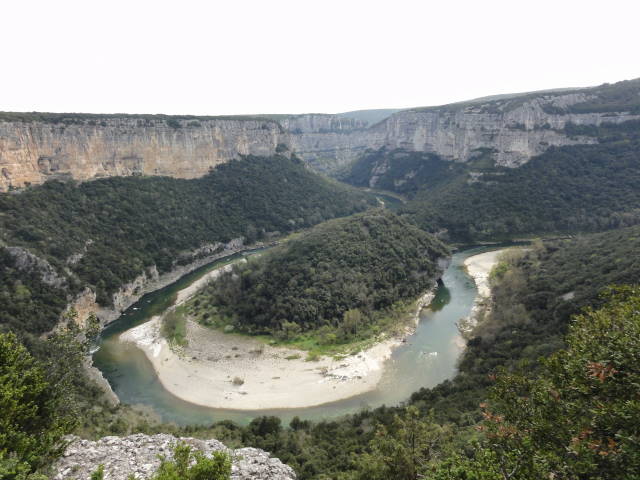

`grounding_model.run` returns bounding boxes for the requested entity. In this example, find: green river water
[93,245,496,426]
